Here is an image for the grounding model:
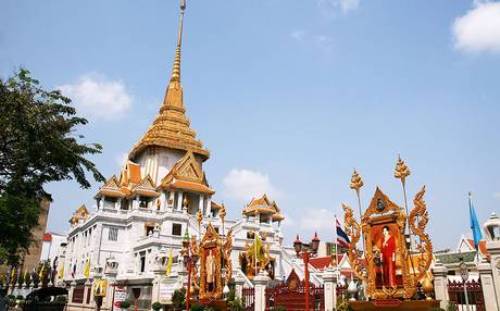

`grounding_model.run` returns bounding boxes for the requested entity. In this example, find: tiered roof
[69,205,90,225]
[128,0,208,161]
[242,194,284,221]
[95,161,159,199]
